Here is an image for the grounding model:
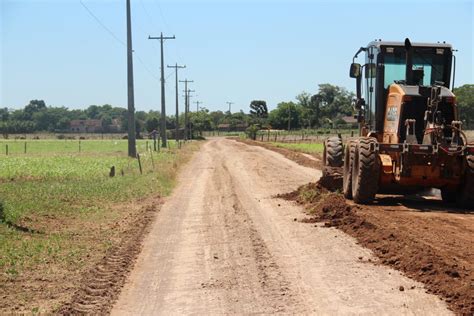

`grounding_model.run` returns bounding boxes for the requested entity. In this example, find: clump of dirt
[57,198,162,314]
[319,167,343,192]
[235,139,322,169]
[280,179,473,315]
